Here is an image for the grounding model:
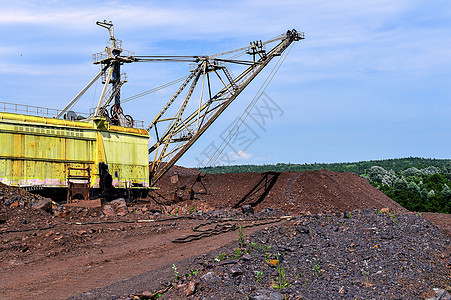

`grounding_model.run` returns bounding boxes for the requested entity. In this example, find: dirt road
[1,214,278,300]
